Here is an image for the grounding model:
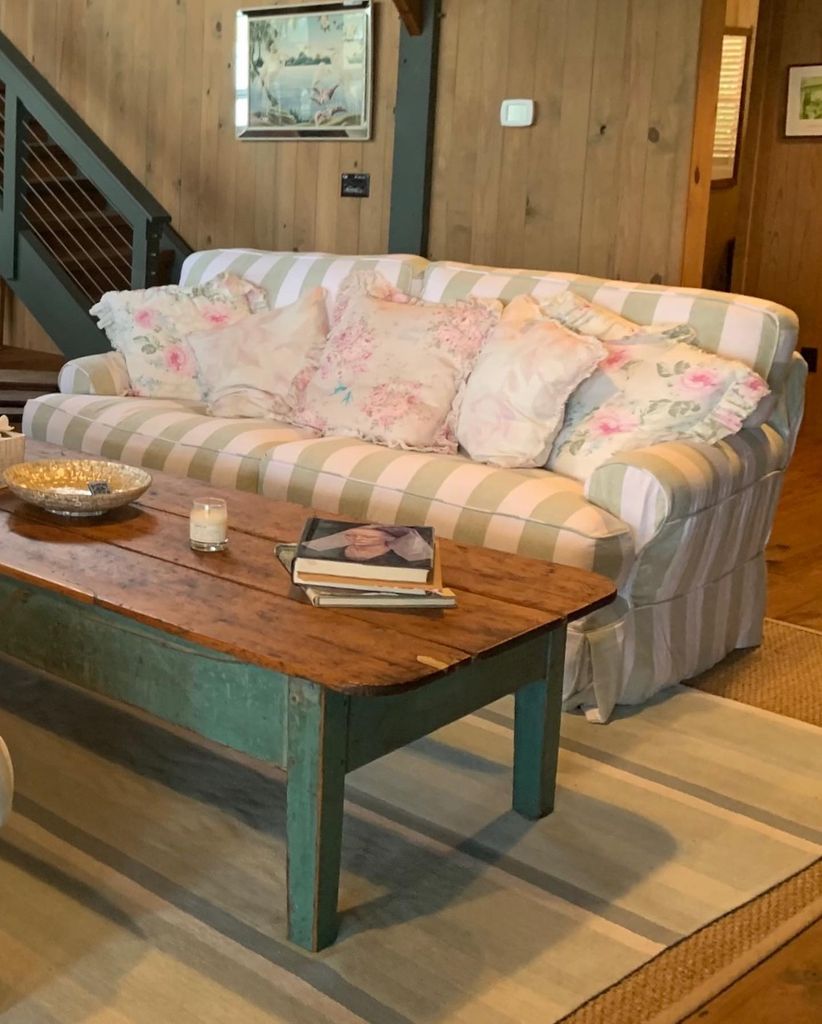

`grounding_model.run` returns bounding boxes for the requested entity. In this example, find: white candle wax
[190,504,228,546]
